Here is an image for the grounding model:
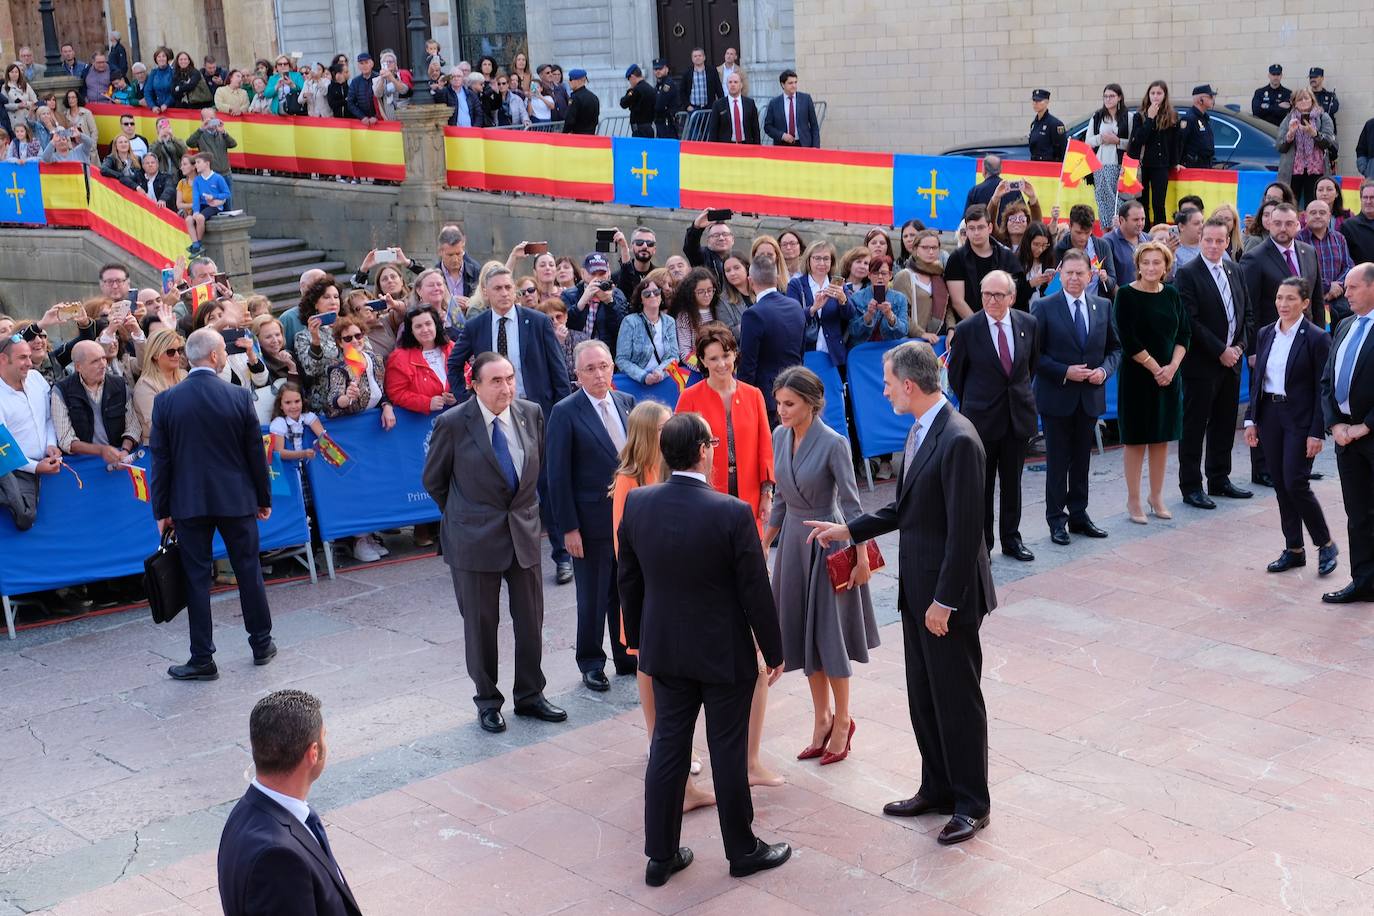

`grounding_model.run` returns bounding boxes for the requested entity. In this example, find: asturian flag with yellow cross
[0,162,45,225]
[892,155,975,232]
[612,137,680,209]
